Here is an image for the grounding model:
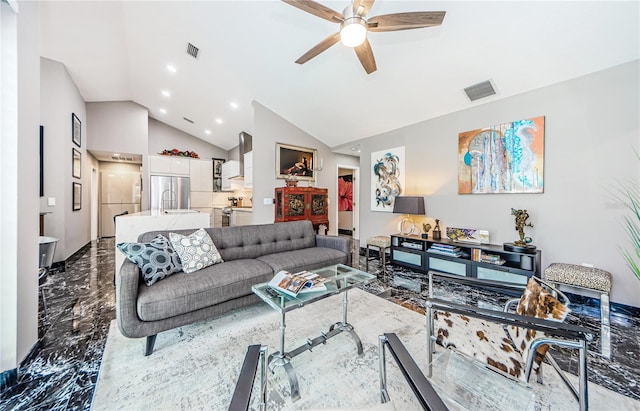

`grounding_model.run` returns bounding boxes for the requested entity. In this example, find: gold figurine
[511,208,533,246]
